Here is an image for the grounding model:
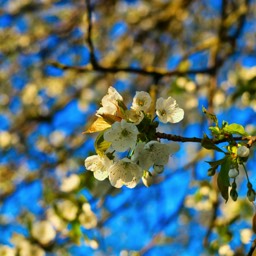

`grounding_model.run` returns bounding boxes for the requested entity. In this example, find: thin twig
[155,132,253,145]
[85,0,98,66]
